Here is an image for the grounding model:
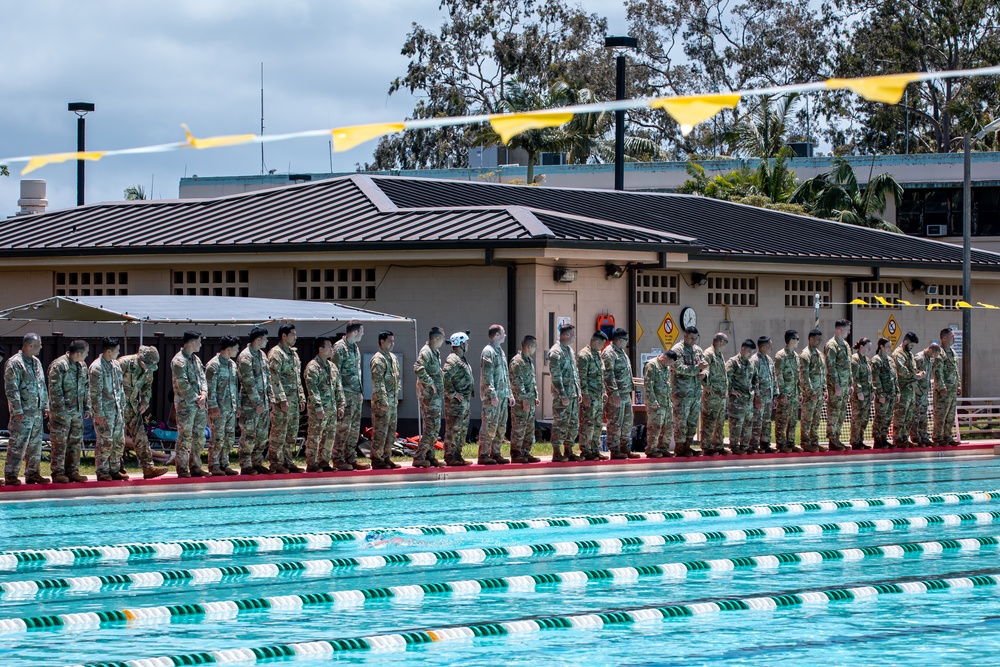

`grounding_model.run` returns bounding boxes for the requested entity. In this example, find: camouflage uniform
[205,353,239,471]
[642,357,673,456]
[413,344,444,462]
[773,345,801,452]
[548,342,580,456]
[90,355,126,477]
[47,352,91,479]
[750,351,775,452]
[171,349,207,473]
[932,344,960,445]
[5,352,48,480]
[911,351,934,446]
[478,343,511,460]
[824,335,852,449]
[237,345,272,470]
[119,346,160,472]
[602,345,635,455]
[891,346,919,446]
[332,338,363,466]
[577,345,605,457]
[304,356,346,468]
[726,354,755,453]
[442,350,474,461]
[700,346,729,455]
[268,343,305,469]
[849,352,874,449]
[799,344,826,451]
[671,341,706,454]
[871,350,898,447]
[370,350,401,463]
[509,351,538,458]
